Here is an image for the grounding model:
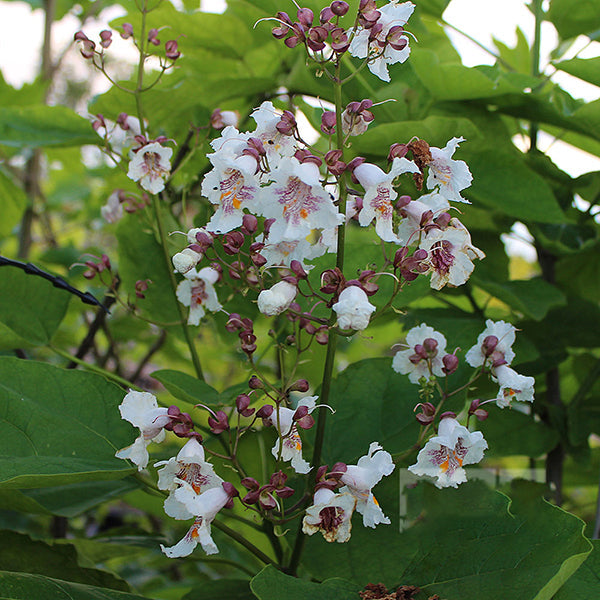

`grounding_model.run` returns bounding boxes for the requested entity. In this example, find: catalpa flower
[465,319,517,368]
[257,280,297,316]
[261,157,343,243]
[420,219,485,290]
[302,488,356,543]
[155,438,223,519]
[408,416,488,488]
[493,364,535,408]
[340,442,395,528]
[202,153,260,234]
[115,391,171,470]
[251,101,297,168]
[176,267,222,325]
[426,137,472,203]
[353,158,420,242]
[349,1,415,82]
[332,285,376,331]
[396,192,450,245]
[127,141,172,194]
[161,482,238,557]
[266,396,317,474]
[392,323,447,384]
